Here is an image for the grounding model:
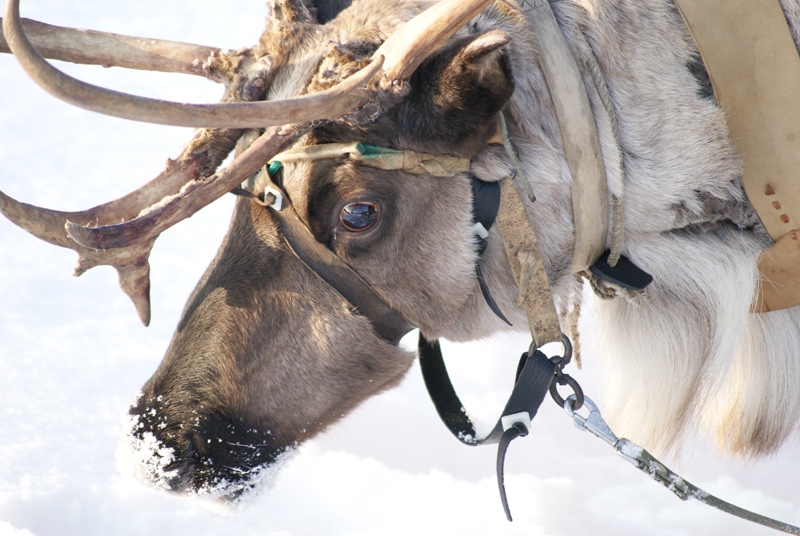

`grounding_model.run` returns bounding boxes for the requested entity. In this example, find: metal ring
[548,333,573,366]
[549,373,584,411]
[560,333,573,363]
[564,394,598,418]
